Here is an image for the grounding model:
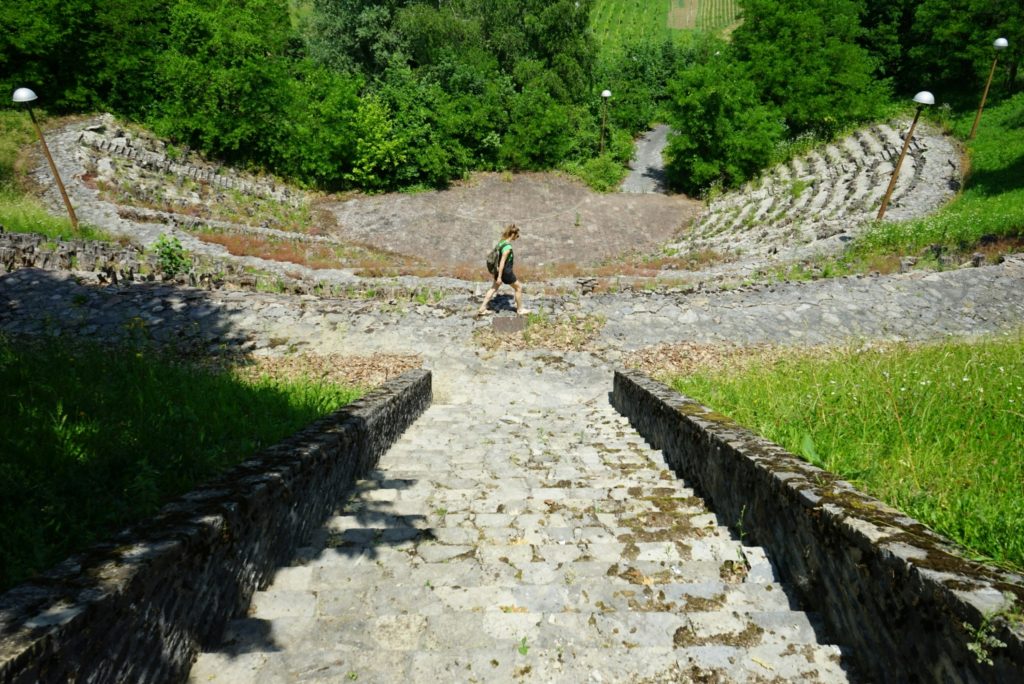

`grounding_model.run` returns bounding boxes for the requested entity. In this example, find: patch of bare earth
[623,342,796,379]
[321,172,700,274]
[668,0,698,29]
